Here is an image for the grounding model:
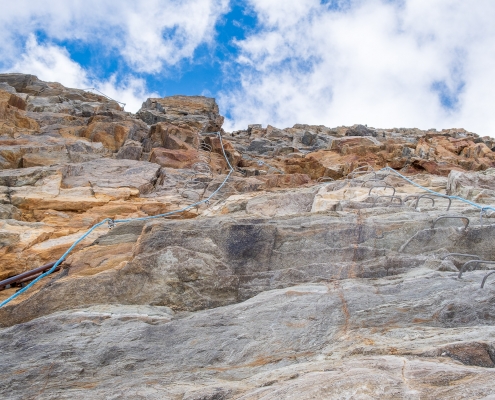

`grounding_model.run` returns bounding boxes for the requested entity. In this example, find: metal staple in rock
[380,167,495,214]
[368,183,396,197]
[458,260,495,279]
[0,132,234,308]
[432,215,470,230]
[403,195,435,208]
[481,271,495,288]
[2,163,494,308]
[372,195,403,207]
[414,193,452,211]
[441,253,481,261]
